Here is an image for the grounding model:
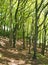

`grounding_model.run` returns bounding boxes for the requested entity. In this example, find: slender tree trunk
[33,0,38,59]
[0,11,2,30]
[13,0,20,48]
[7,25,9,32]
[9,0,13,47]
[4,24,5,32]
[41,25,46,55]
[39,32,41,48]
[28,37,31,54]
[13,24,17,48]
[22,21,25,49]
[13,31,16,48]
